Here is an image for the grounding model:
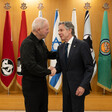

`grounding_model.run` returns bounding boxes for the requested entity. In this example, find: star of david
[52,37,61,51]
